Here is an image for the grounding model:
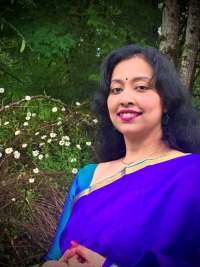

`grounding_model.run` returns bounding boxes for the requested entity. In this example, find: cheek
[140,95,163,113]
[107,96,115,112]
